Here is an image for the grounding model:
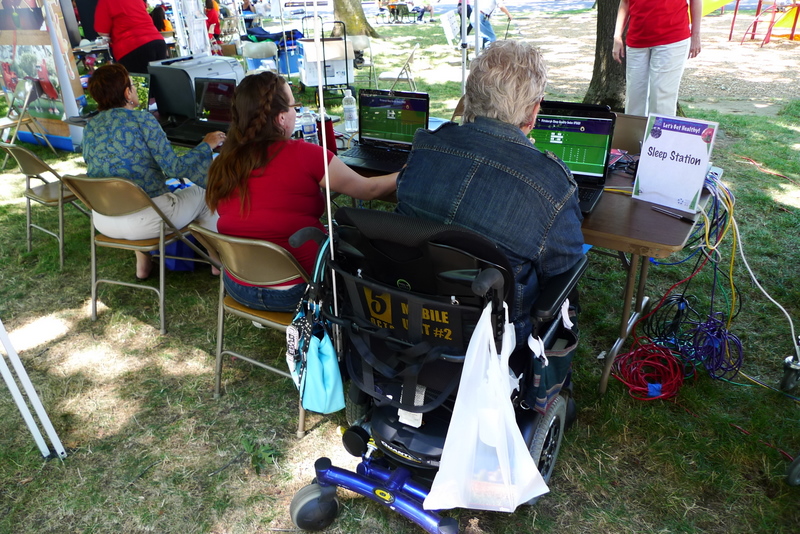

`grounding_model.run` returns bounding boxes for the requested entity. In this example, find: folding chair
[350,35,378,88]
[242,41,279,73]
[0,143,89,269]
[189,224,310,438]
[61,175,213,335]
[392,3,414,23]
[0,81,57,170]
[378,42,419,91]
